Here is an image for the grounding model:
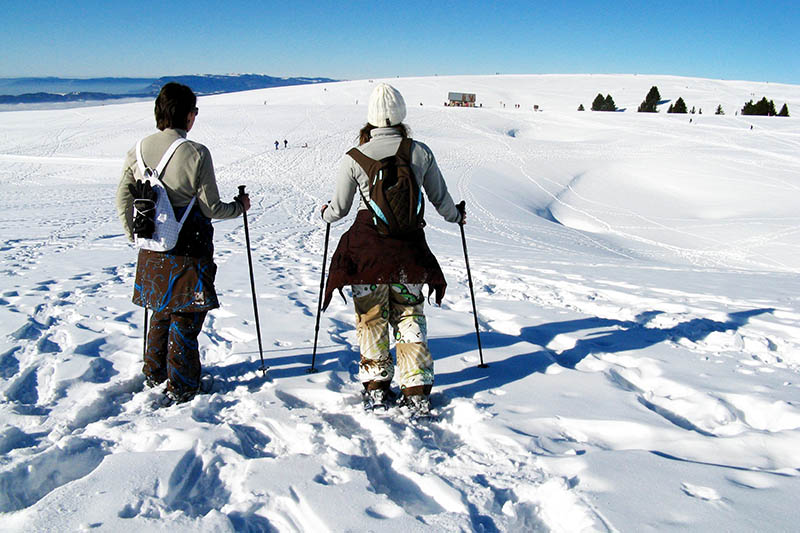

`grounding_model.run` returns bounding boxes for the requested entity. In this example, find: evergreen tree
[638,85,661,112]
[669,97,687,114]
[603,94,617,111]
[715,104,724,115]
[778,103,790,117]
[591,93,605,111]
[667,103,674,113]
[742,97,778,116]
[578,104,585,111]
